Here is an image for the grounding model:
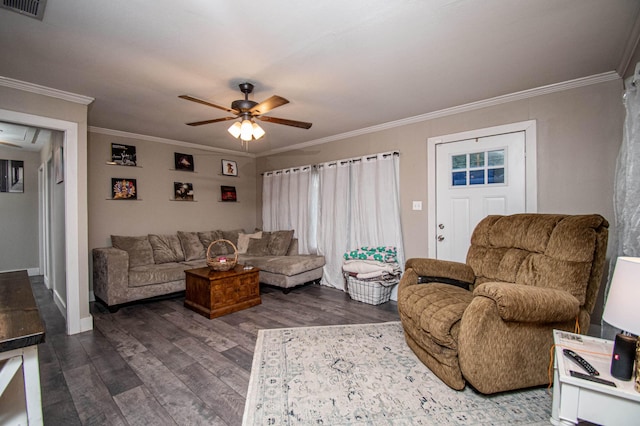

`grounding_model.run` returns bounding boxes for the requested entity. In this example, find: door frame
[0,108,92,335]
[427,120,538,257]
